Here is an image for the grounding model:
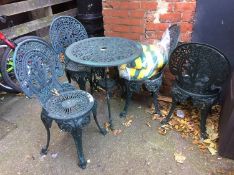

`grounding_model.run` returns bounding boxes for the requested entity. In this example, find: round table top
[65,37,142,67]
